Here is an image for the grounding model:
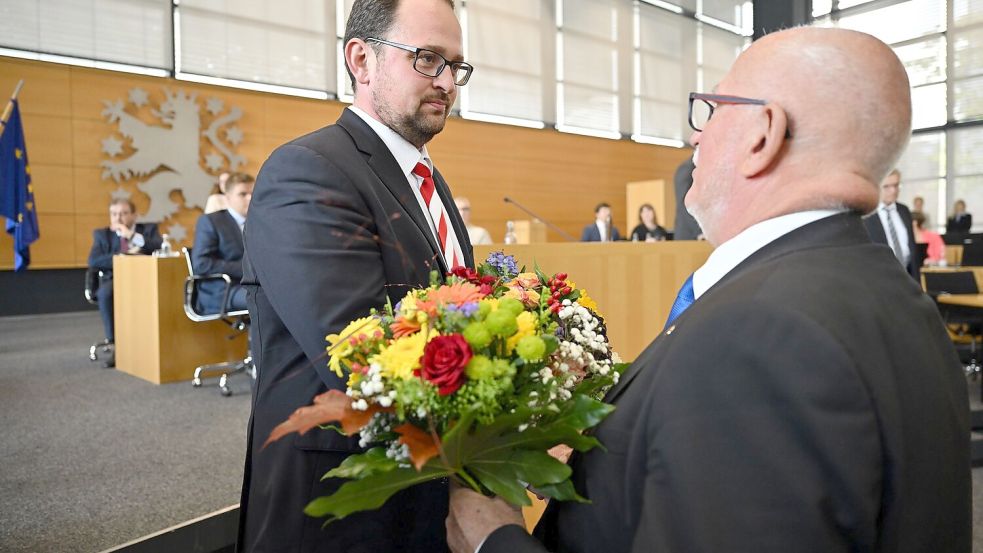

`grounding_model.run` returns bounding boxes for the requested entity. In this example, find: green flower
[498,297,525,317]
[476,301,492,320]
[485,309,518,337]
[491,358,515,377]
[465,355,495,380]
[462,322,493,349]
[516,335,547,361]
